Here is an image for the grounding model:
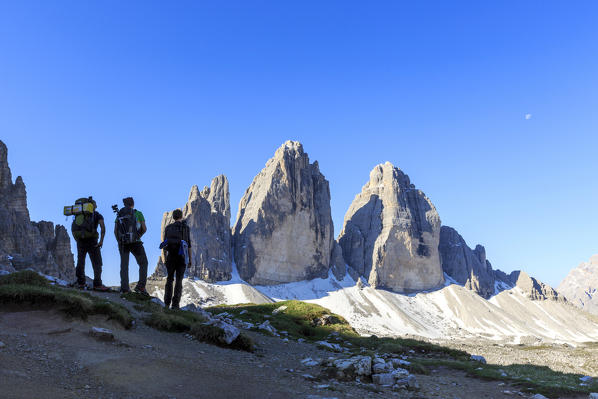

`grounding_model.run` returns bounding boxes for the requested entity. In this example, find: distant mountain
[0,140,74,280]
[146,265,598,345]
[558,255,598,315]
